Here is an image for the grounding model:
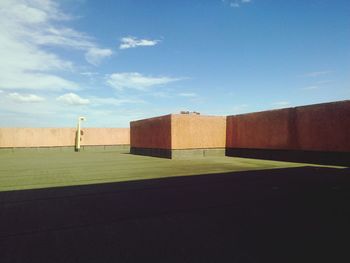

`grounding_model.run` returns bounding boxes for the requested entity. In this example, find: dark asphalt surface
[1,166,349,263]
